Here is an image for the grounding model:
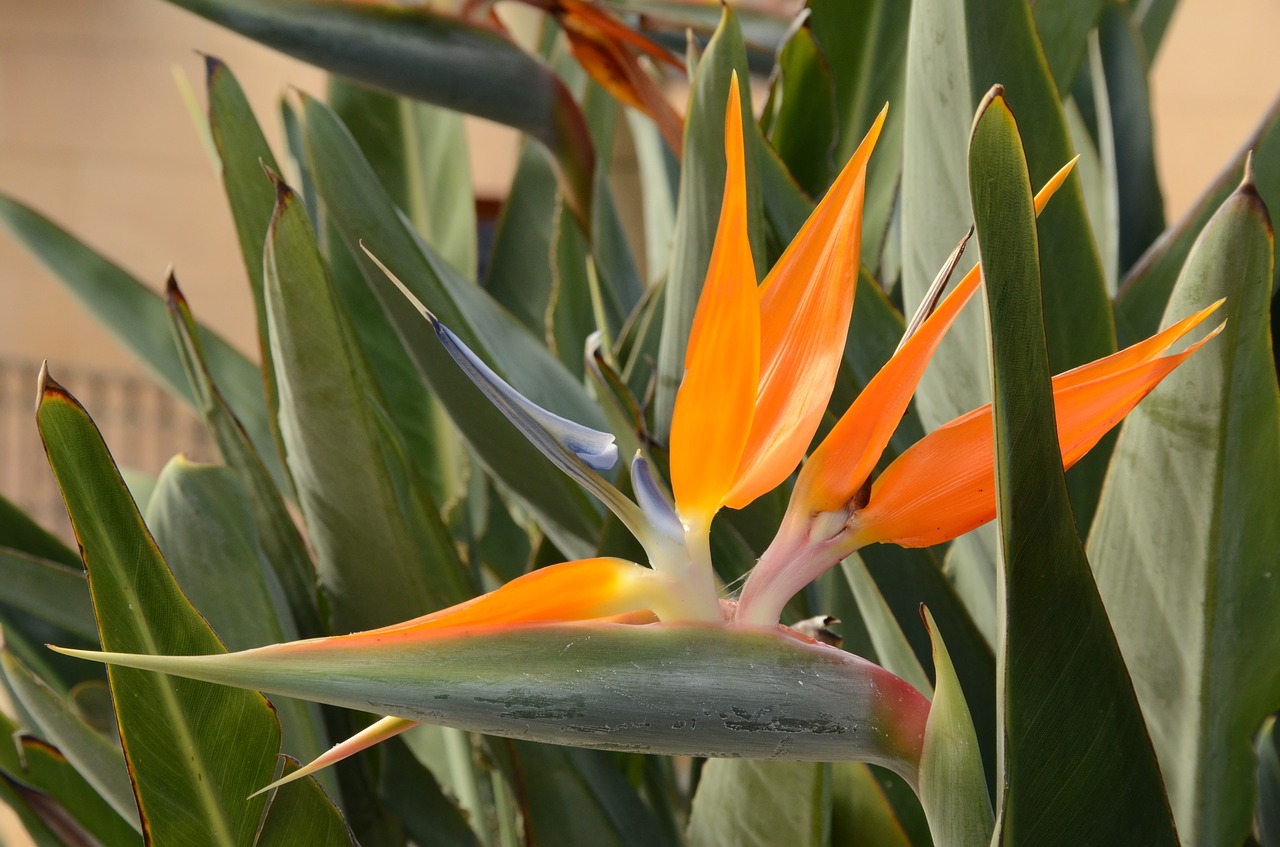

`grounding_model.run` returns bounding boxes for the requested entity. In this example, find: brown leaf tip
[35,361,70,411]
[1235,150,1273,238]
